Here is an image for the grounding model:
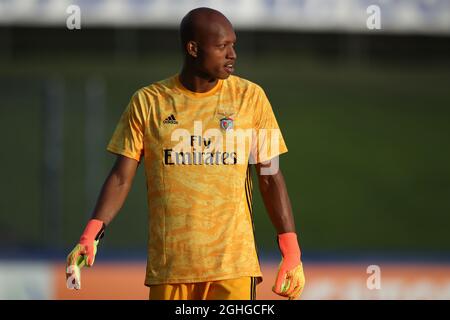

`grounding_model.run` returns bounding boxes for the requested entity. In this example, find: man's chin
[217,72,232,80]
[206,71,232,81]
